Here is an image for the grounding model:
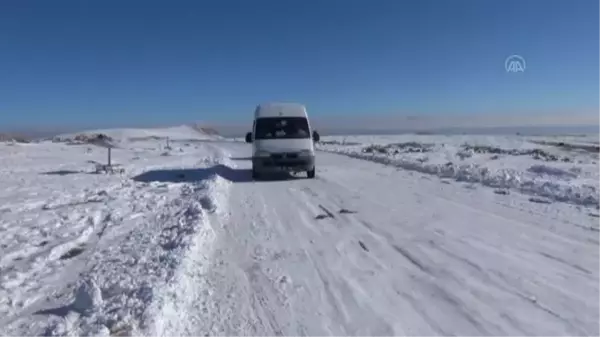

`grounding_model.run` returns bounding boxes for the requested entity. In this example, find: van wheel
[252,167,260,180]
[307,168,316,179]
